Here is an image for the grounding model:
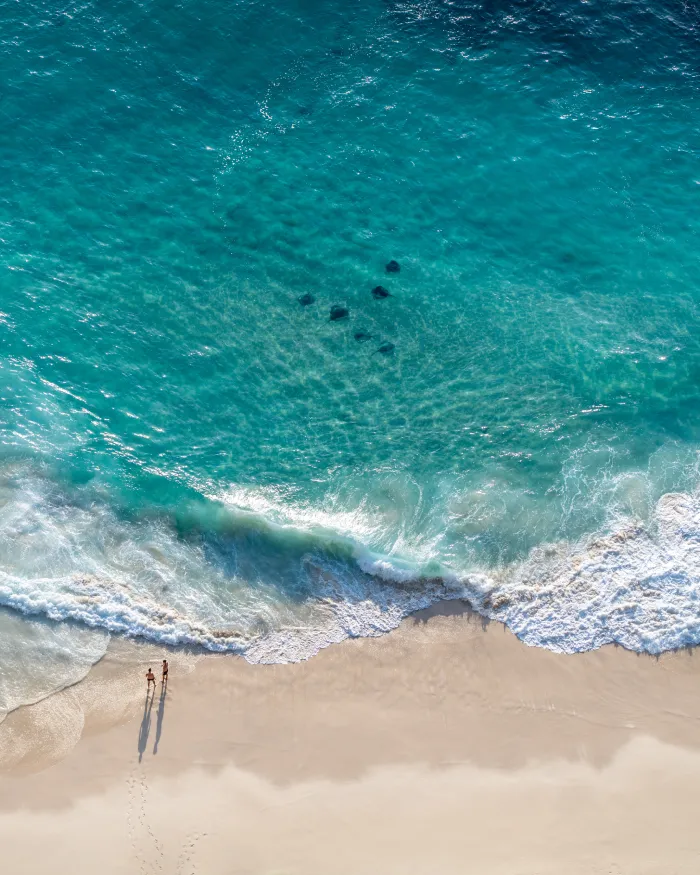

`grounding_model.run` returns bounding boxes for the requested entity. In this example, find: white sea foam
[480,491,700,654]
[1,463,700,671]
[0,465,468,664]
[0,555,469,665]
